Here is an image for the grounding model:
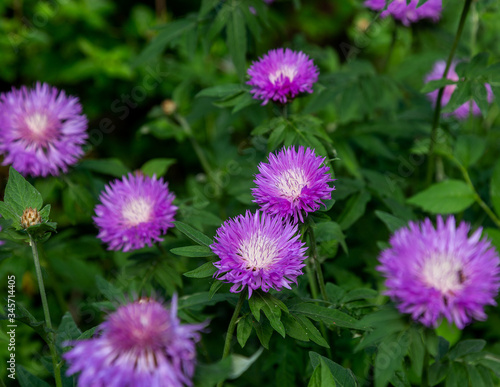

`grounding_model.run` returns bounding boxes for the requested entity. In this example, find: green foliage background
[1,0,500,386]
